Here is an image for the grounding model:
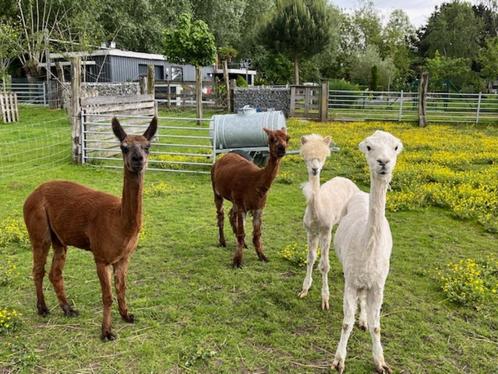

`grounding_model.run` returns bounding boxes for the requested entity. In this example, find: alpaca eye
[394,146,398,151]
[144,146,150,154]
[366,146,371,151]
[120,145,129,153]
